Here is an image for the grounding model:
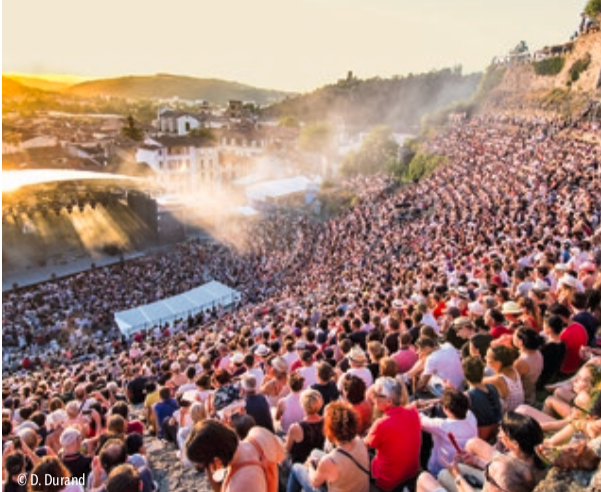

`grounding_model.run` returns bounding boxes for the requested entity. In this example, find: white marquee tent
[245,176,313,202]
[114,281,241,336]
